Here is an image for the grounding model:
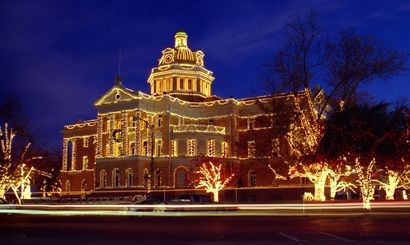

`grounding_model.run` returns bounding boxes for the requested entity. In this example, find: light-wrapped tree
[0,123,50,204]
[194,160,234,203]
